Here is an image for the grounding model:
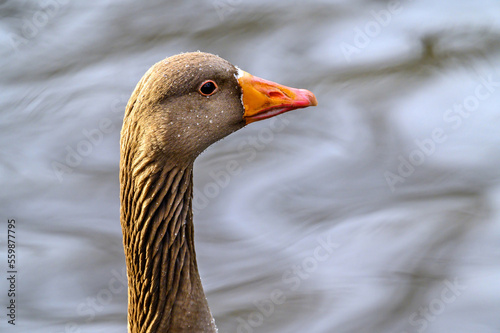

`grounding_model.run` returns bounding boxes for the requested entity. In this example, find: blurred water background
[1,0,500,332]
